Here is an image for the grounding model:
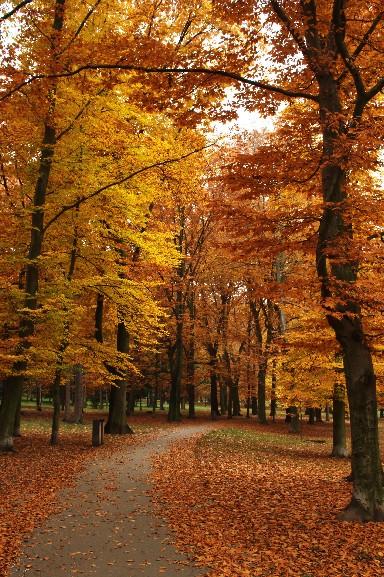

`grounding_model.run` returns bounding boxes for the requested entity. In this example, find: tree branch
[332,0,366,100]
[0,0,33,21]
[1,64,319,103]
[43,144,213,232]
